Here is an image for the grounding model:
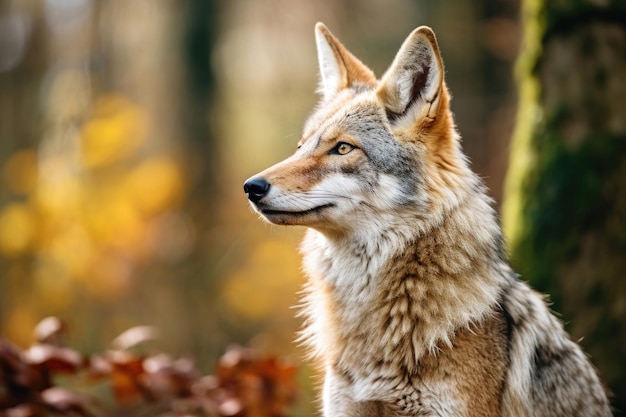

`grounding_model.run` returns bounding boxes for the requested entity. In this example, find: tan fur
[244,23,612,416]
